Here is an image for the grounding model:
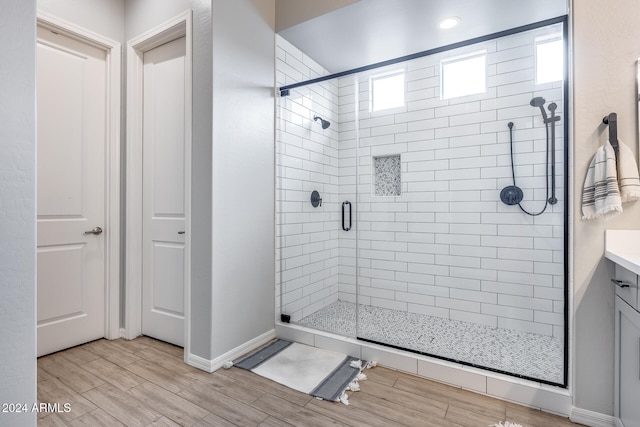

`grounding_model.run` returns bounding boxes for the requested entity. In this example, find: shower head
[313,115,330,130]
[530,97,548,121]
[530,97,546,107]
